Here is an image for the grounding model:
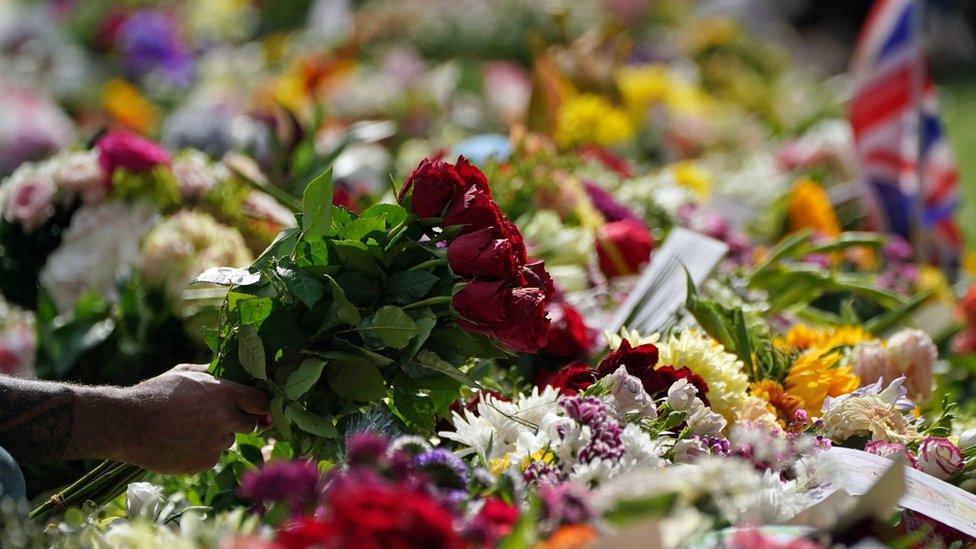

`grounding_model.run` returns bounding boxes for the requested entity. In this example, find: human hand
[111,364,270,474]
